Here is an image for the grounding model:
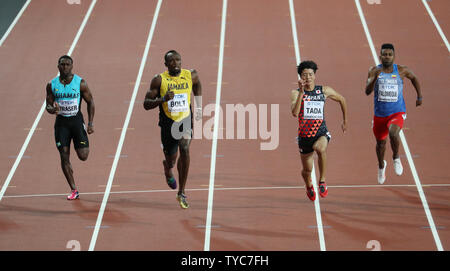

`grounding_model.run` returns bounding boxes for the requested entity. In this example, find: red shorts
[372,112,406,141]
